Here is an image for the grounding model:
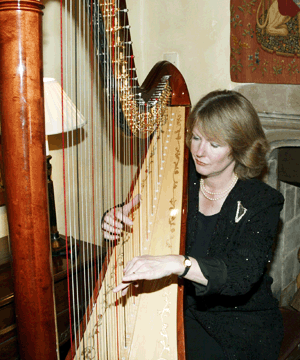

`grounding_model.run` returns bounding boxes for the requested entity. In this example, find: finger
[122,281,139,296]
[103,213,124,229]
[113,281,131,294]
[124,255,153,274]
[123,256,142,274]
[122,272,144,282]
[115,212,133,226]
[102,222,122,234]
[122,194,141,216]
[106,210,133,227]
[102,231,120,241]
